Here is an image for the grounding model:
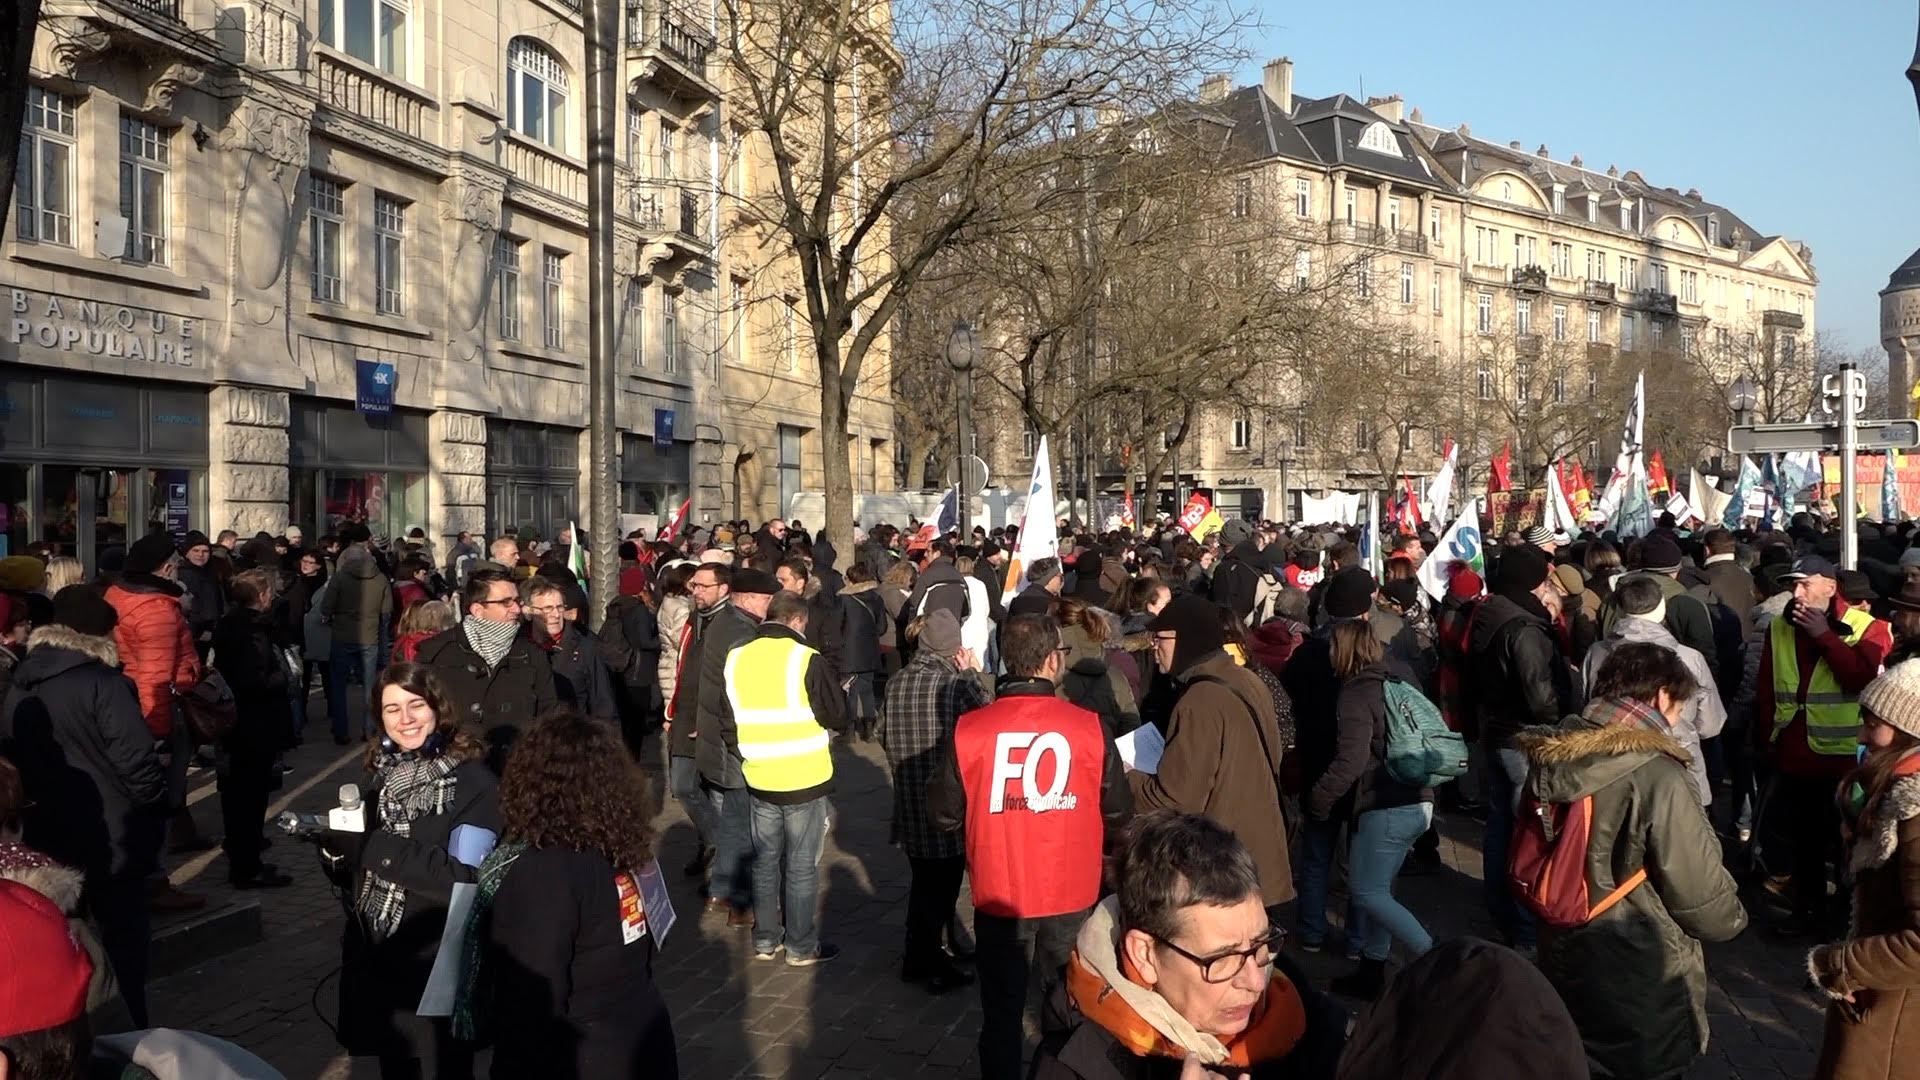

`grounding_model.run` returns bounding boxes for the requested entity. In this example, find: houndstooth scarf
[355,752,462,941]
[462,616,521,669]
